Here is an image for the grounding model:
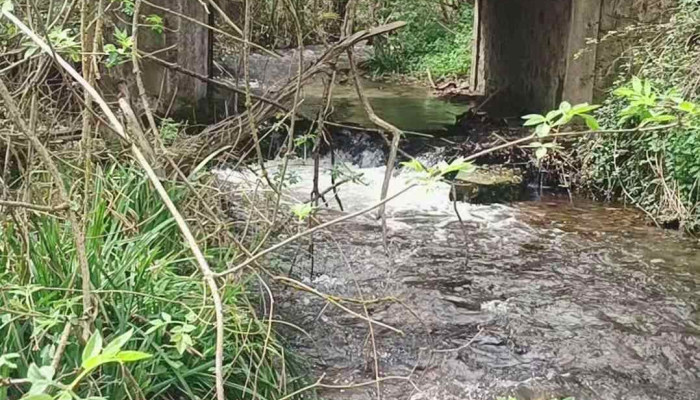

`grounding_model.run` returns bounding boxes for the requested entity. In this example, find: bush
[578,3,700,231]
[0,166,303,400]
[369,0,474,80]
